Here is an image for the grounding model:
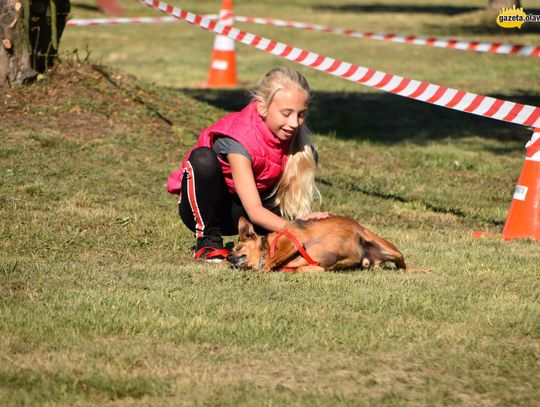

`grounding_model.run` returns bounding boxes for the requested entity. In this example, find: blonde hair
[251,66,320,220]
